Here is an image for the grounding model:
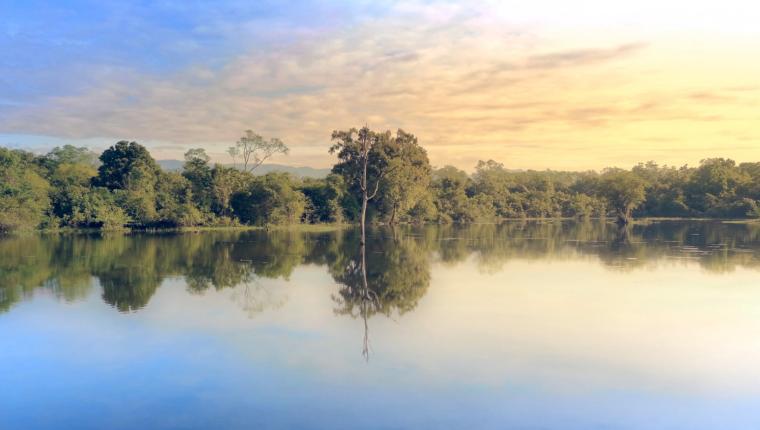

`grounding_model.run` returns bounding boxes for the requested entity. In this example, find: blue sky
[1,1,377,102]
[2,0,760,169]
